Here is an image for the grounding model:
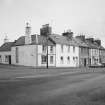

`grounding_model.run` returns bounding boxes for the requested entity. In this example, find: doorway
[8,55,11,64]
[84,58,86,67]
